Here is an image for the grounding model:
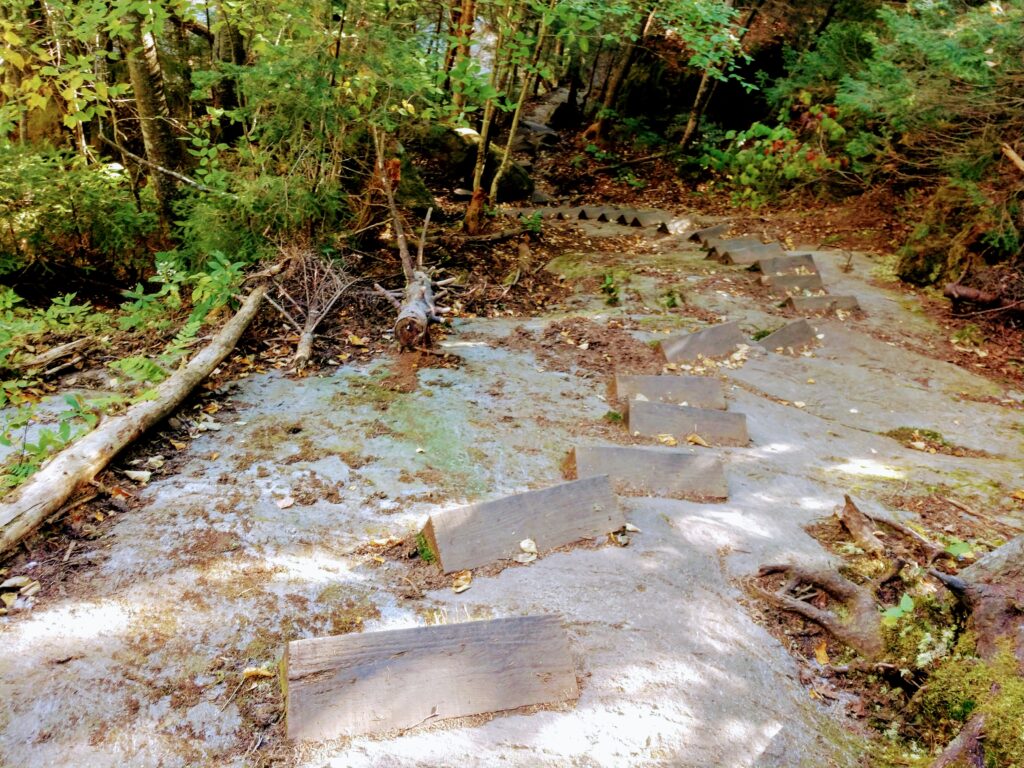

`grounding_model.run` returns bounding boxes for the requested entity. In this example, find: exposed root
[837,495,885,557]
[931,711,986,768]
[757,563,885,659]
